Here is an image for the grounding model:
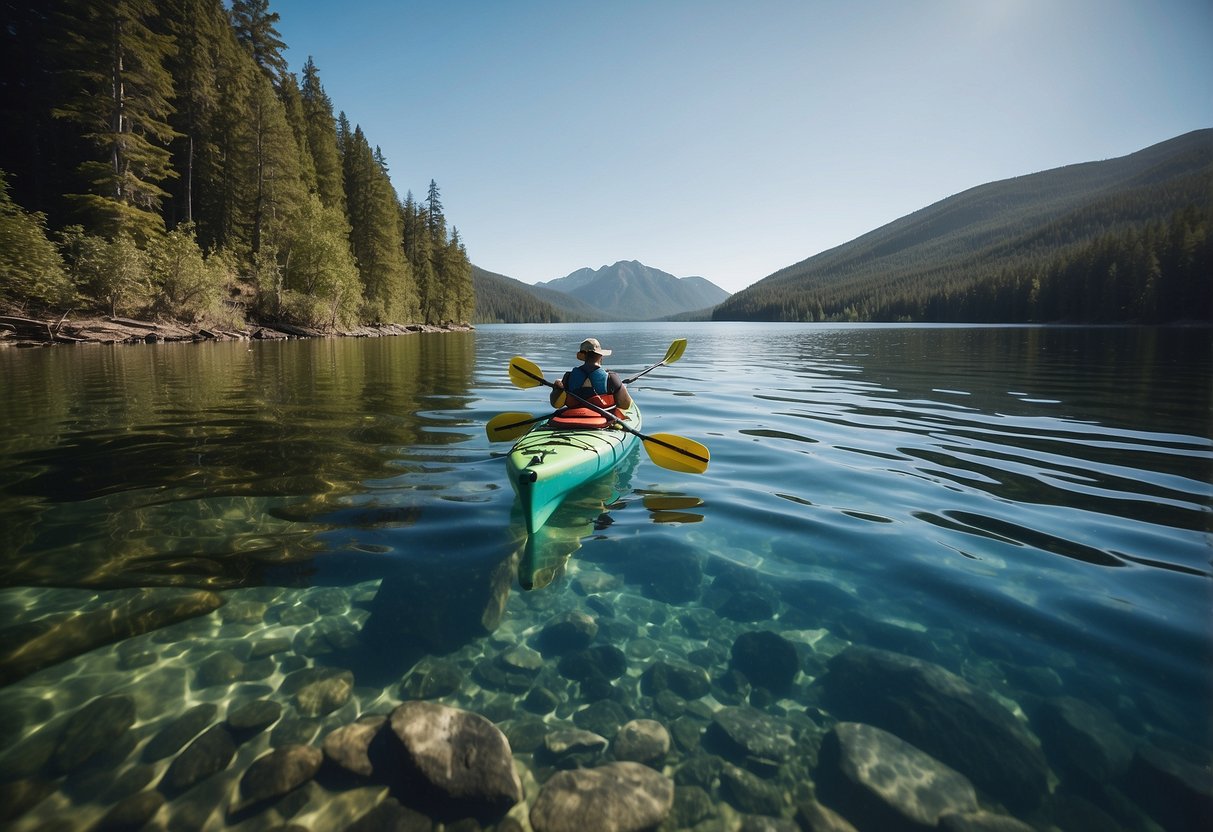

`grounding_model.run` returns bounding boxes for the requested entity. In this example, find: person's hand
[553,379,565,391]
